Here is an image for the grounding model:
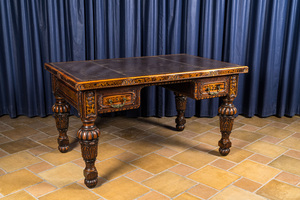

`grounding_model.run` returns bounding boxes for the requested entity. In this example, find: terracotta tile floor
[0,114,300,199]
